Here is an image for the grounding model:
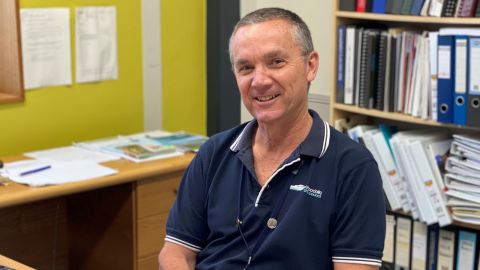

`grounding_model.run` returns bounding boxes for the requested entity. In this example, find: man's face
[230,19,318,124]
